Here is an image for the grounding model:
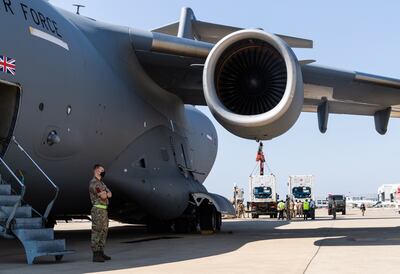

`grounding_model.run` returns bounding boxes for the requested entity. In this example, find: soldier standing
[310,199,316,220]
[238,201,245,218]
[332,200,337,220]
[360,203,366,216]
[297,201,303,218]
[285,196,291,220]
[293,200,298,218]
[89,164,112,262]
[290,199,295,219]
